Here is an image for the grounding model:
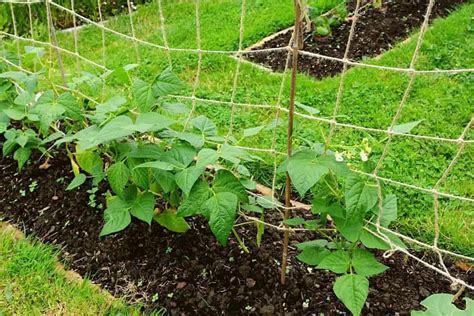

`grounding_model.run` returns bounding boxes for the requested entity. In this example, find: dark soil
[1,152,473,315]
[244,0,468,79]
